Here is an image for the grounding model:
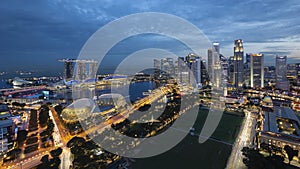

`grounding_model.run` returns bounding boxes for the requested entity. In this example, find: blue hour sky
[1,0,300,74]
